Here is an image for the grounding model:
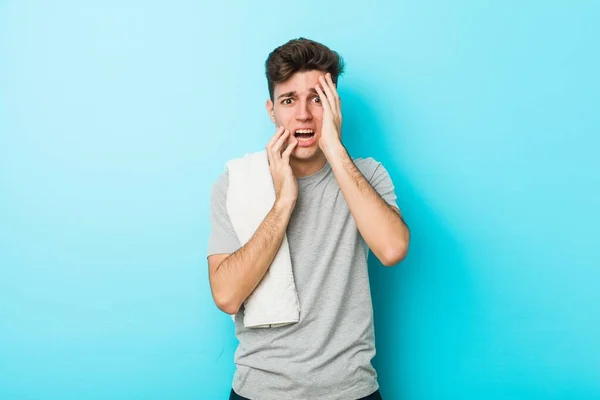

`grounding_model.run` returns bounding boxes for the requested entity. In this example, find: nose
[295,99,312,121]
